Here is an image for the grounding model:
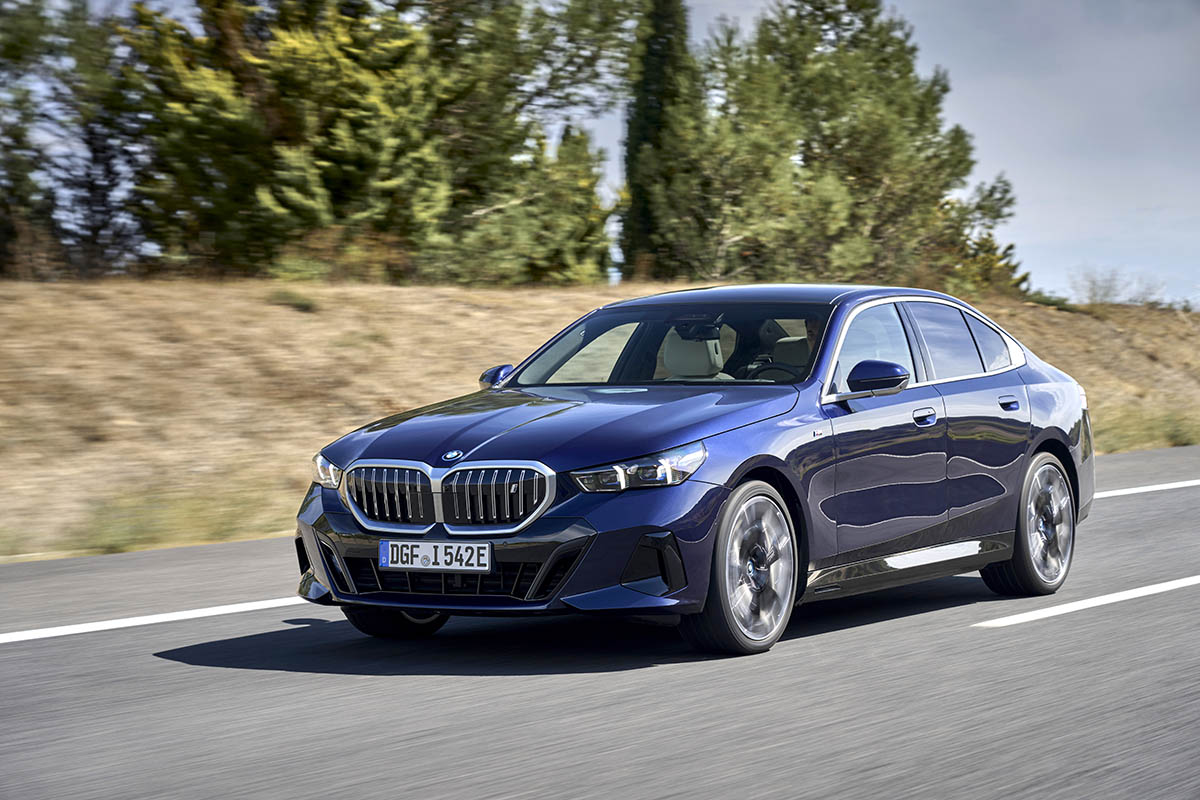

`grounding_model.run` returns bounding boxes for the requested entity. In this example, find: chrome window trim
[339,458,556,536]
[820,295,1027,405]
